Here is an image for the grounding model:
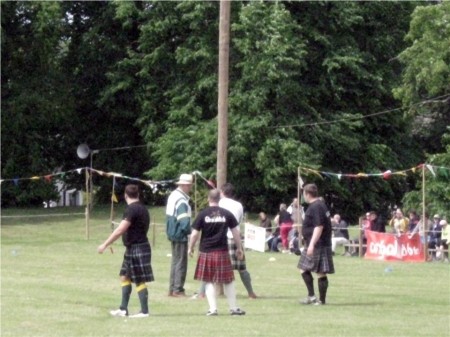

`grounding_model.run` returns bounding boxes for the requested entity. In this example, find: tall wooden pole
[216,0,231,189]
[109,176,116,228]
[85,168,90,240]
